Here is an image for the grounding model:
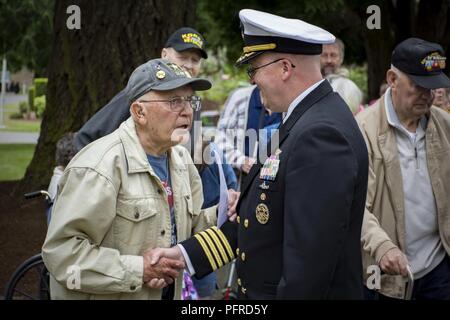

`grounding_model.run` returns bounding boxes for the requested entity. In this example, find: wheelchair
[3,191,51,300]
